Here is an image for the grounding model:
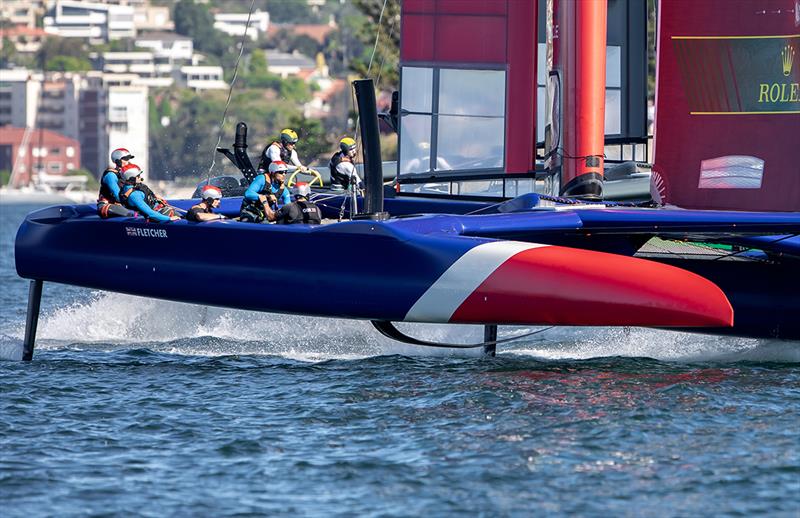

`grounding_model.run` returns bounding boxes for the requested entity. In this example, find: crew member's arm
[244,175,267,202]
[187,205,226,222]
[288,149,306,172]
[128,191,174,222]
[267,204,291,223]
[102,170,122,202]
